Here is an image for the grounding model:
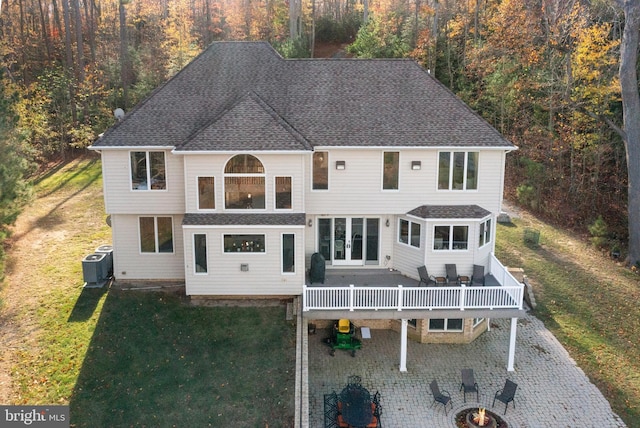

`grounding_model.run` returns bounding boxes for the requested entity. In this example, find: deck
[303,255,525,319]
